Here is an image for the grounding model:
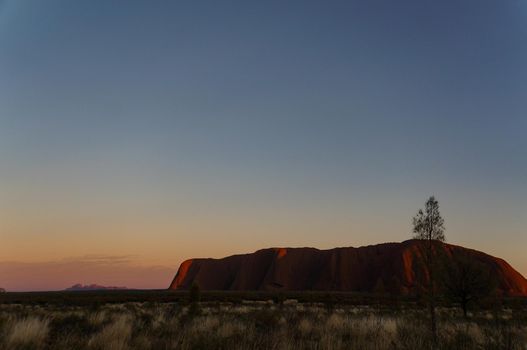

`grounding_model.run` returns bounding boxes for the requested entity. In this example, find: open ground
[1,291,526,350]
